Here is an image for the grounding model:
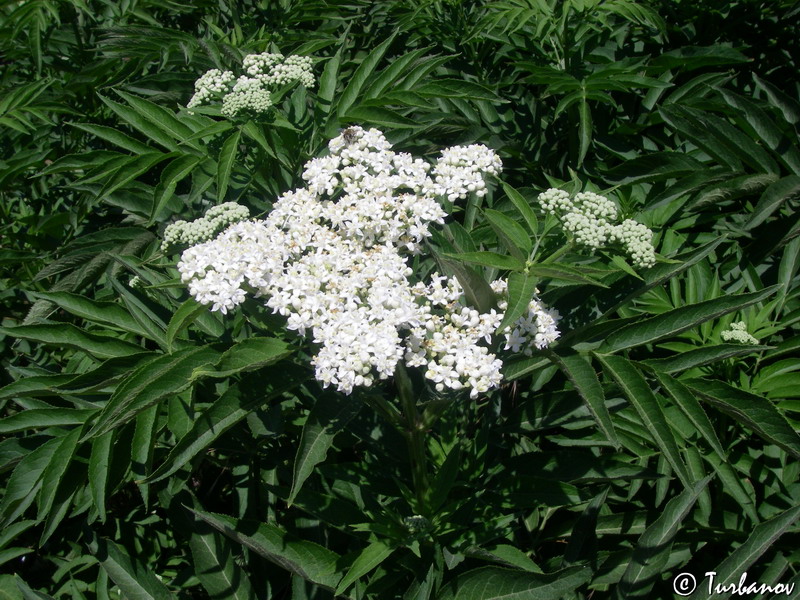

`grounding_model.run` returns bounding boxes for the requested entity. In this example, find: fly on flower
[341,126,359,145]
